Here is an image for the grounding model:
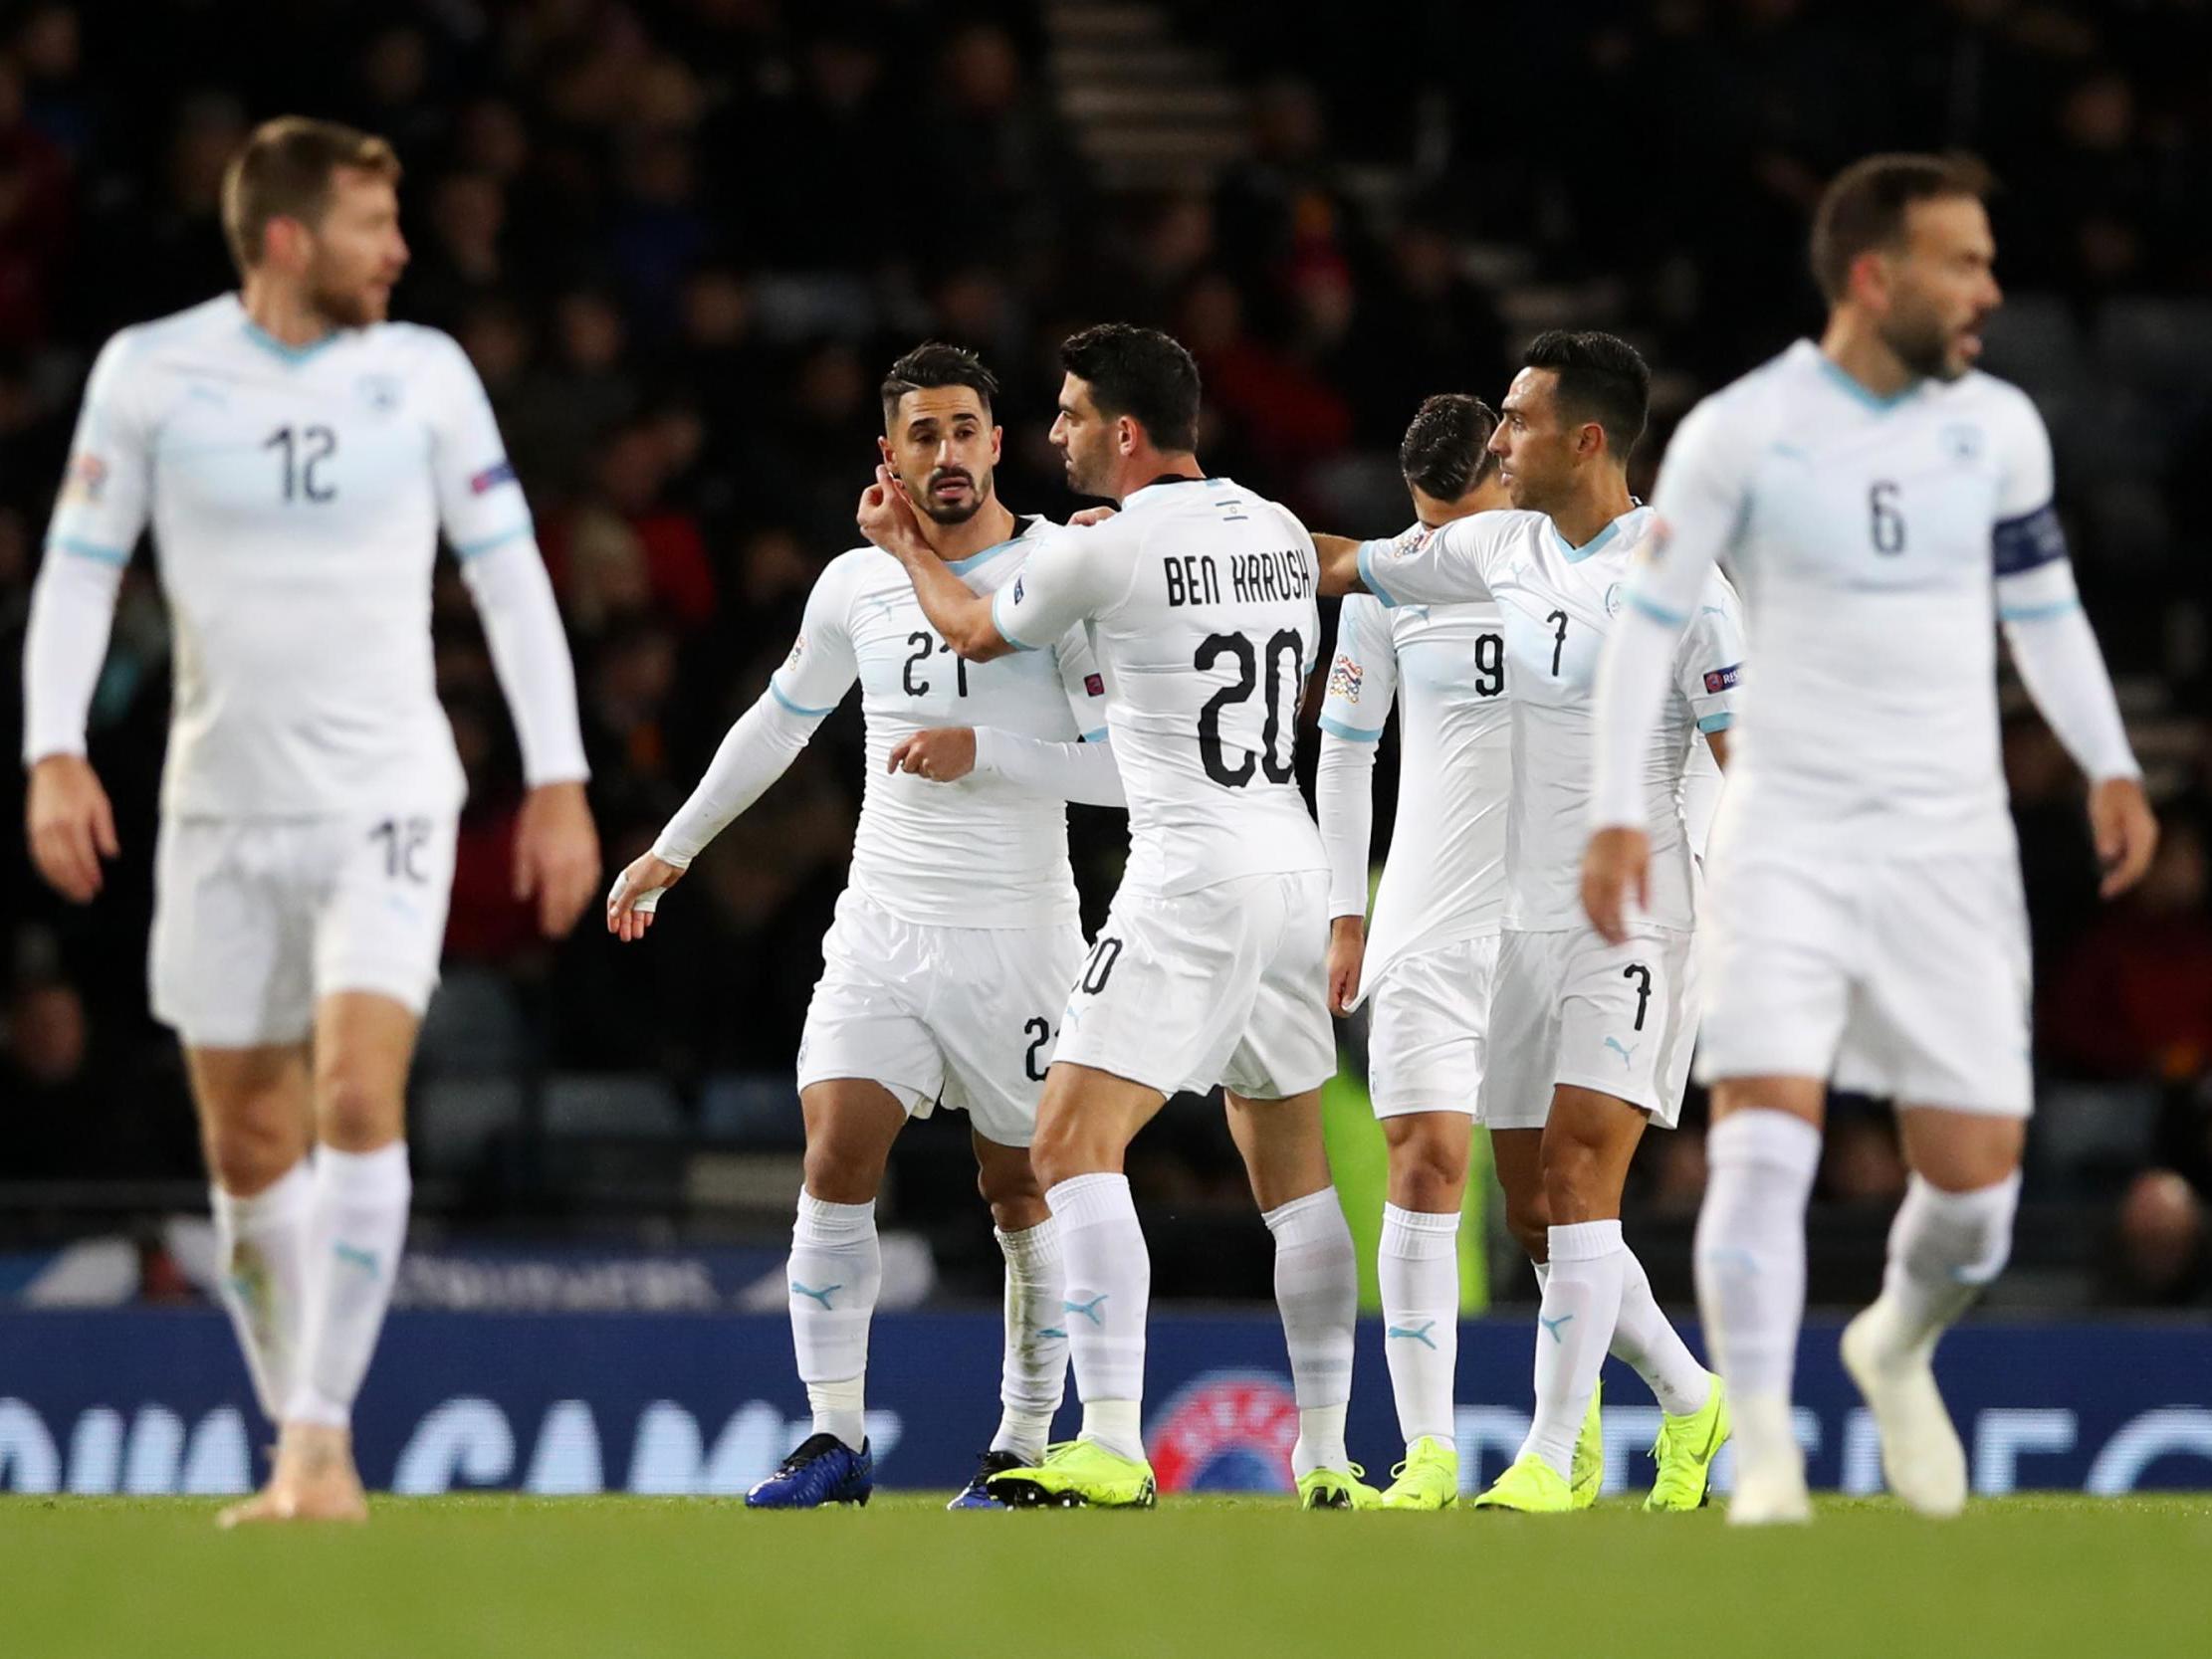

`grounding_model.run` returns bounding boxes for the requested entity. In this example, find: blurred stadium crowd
[2,0,2209,1307]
